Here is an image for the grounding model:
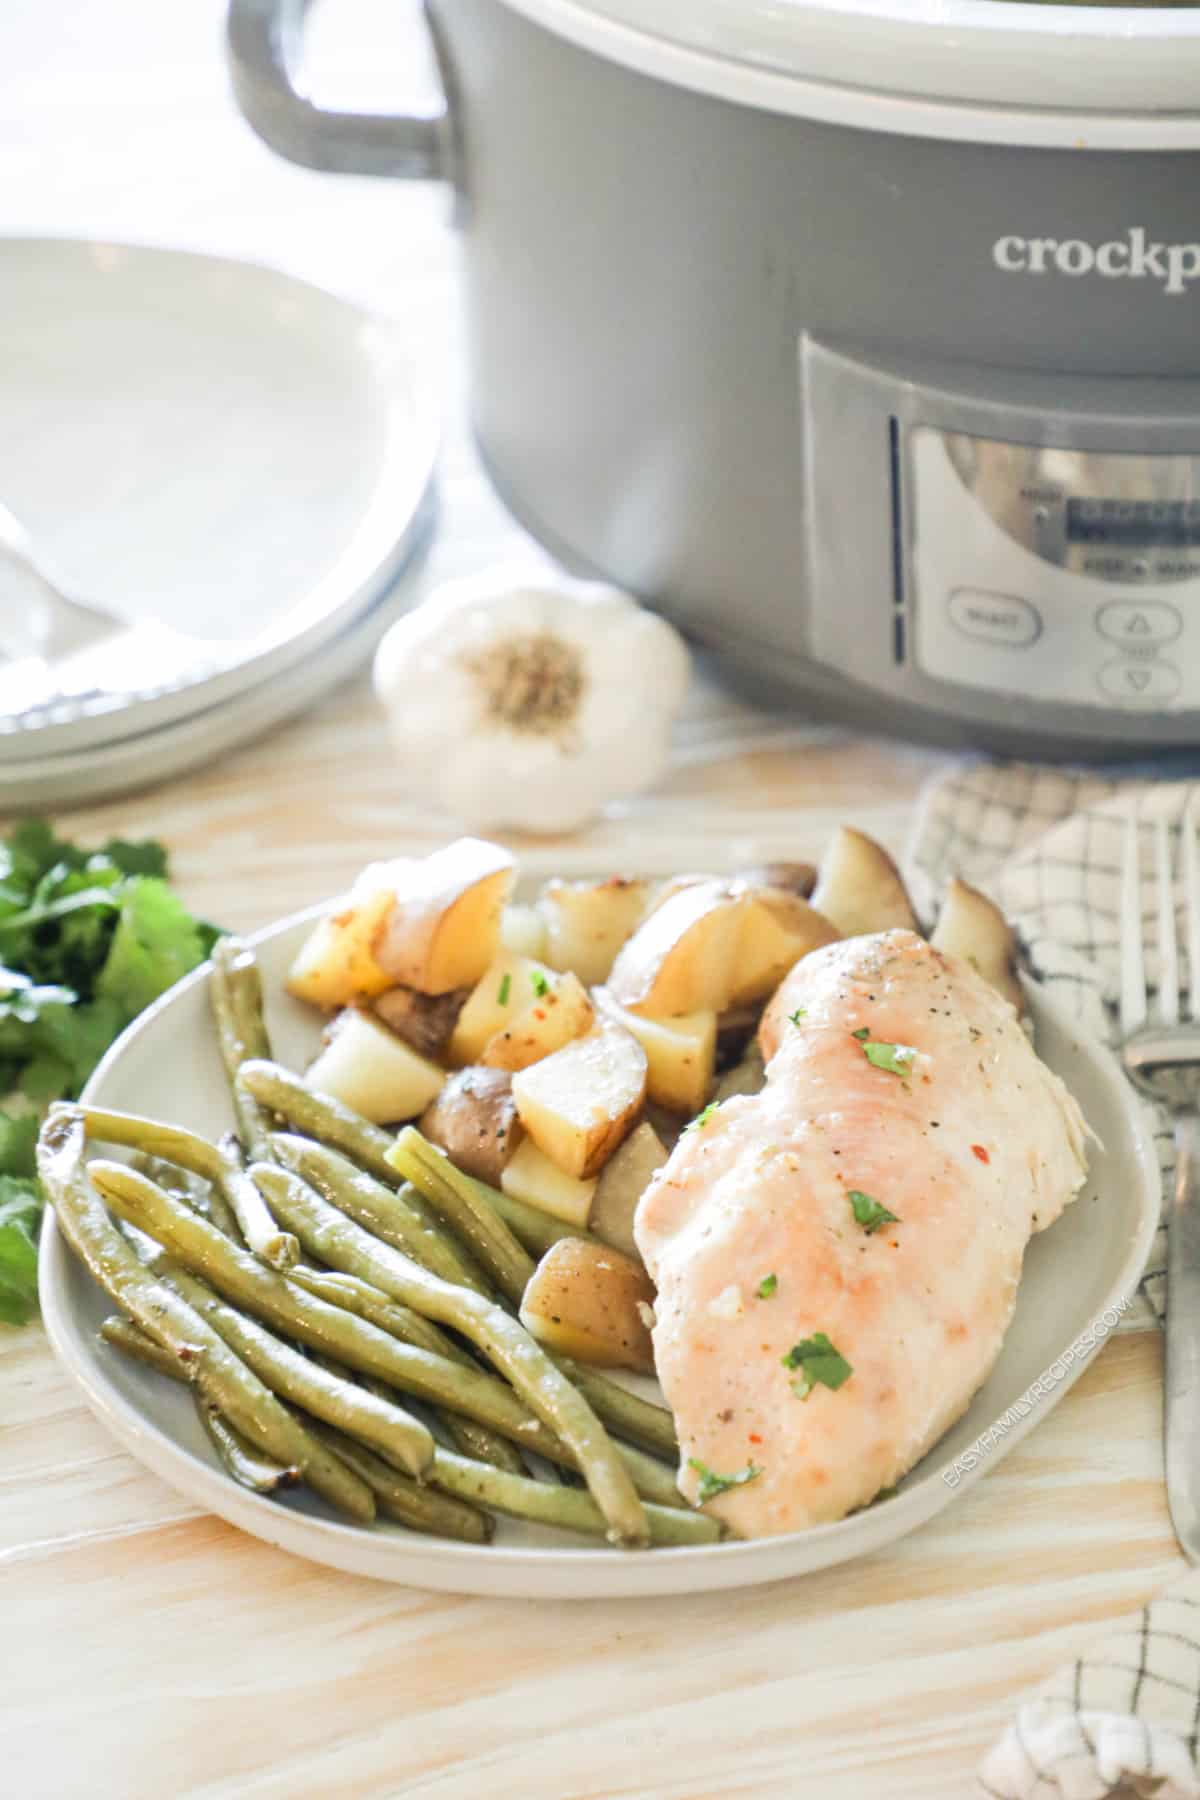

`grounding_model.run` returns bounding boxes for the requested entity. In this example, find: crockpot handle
[226,0,449,178]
